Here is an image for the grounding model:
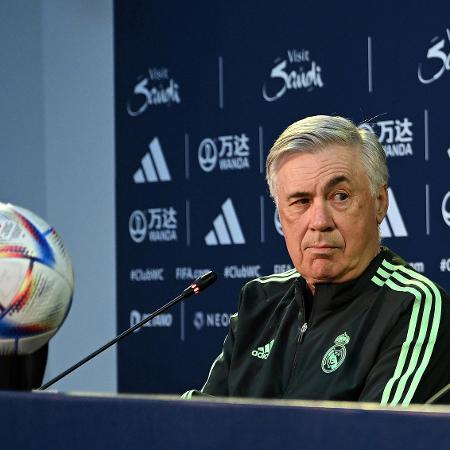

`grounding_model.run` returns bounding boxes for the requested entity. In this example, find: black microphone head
[194,271,217,290]
[184,271,217,297]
